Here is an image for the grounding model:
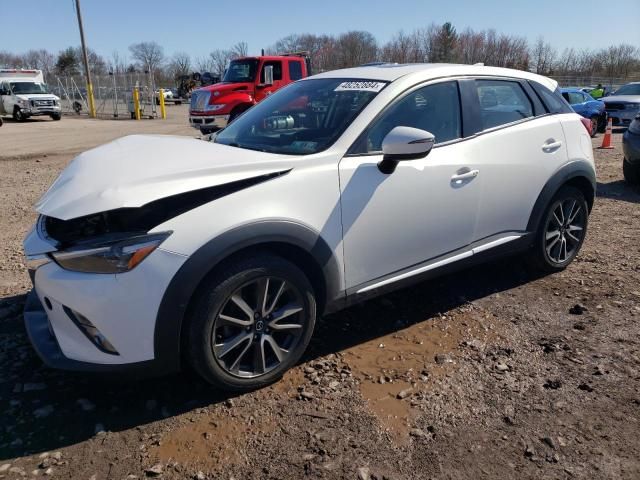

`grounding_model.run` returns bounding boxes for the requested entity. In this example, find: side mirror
[378,126,435,174]
[263,65,274,86]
